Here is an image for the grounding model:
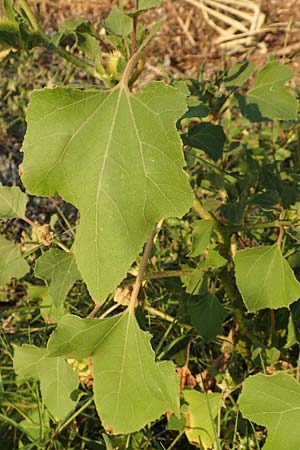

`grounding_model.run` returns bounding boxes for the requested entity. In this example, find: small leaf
[0,185,27,218]
[183,389,221,448]
[241,61,298,121]
[0,235,29,286]
[239,372,300,450]
[136,0,162,12]
[35,248,80,308]
[47,311,180,434]
[104,6,132,37]
[188,294,227,341]
[21,83,193,303]
[199,248,226,269]
[182,269,206,295]
[223,60,255,88]
[52,18,94,46]
[28,284,65,323]
[235,245,300,312]
[13,344,79,421]
[185,123,226,161]
[189,220,215,256]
